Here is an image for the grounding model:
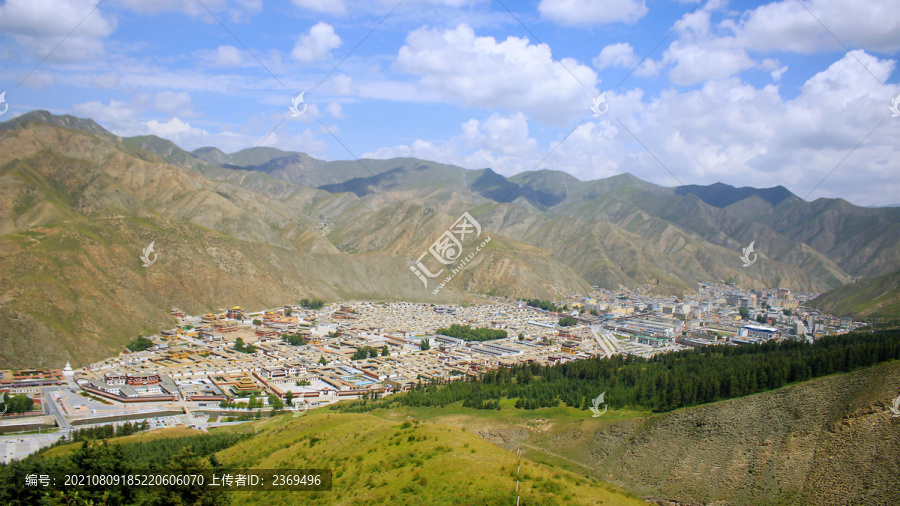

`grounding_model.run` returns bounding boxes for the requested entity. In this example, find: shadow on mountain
[470,169,566,207]
[676,182,796,208]
[317,167,407,197]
